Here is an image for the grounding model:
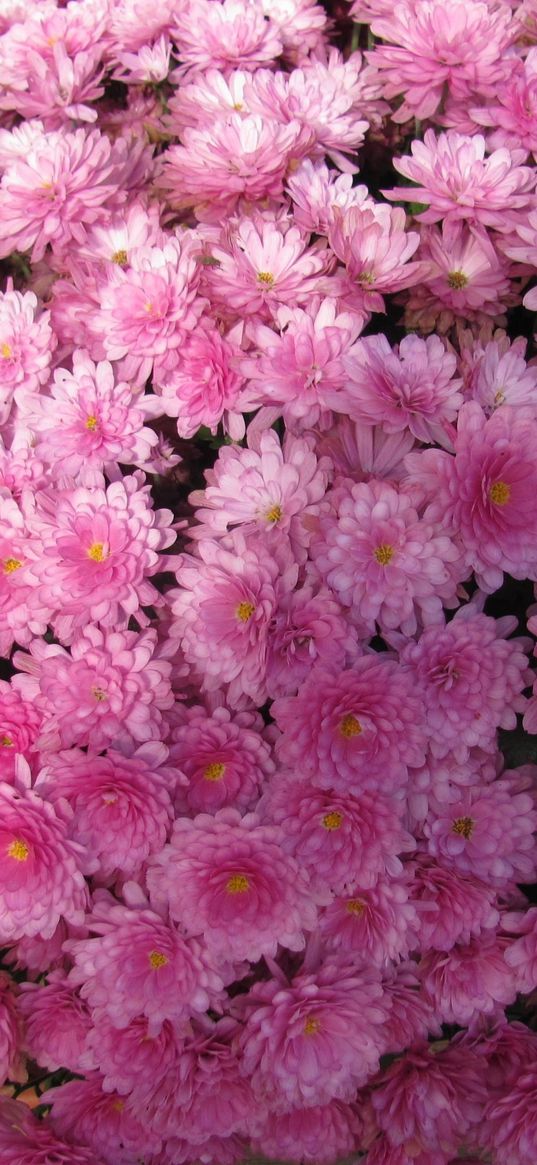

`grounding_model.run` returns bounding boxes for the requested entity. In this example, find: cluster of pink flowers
[0,1,537,1165]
